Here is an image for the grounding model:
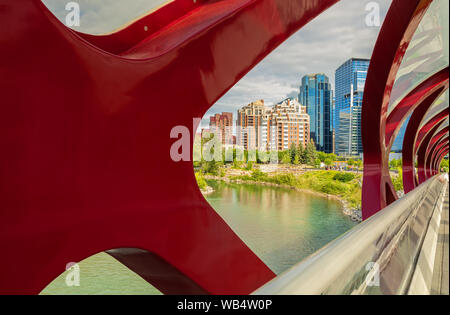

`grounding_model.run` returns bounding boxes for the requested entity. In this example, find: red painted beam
[434,145,449,172]
[361,0,433,219]
[0,0,340,294]
[432,138,449,171]
[385,68,449,149]
[426,127,449,158]
[426,131,449,177]
[402,88,446,193]
[417,121,445,183]
[427,136,448,176]
[415,108,449,154]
